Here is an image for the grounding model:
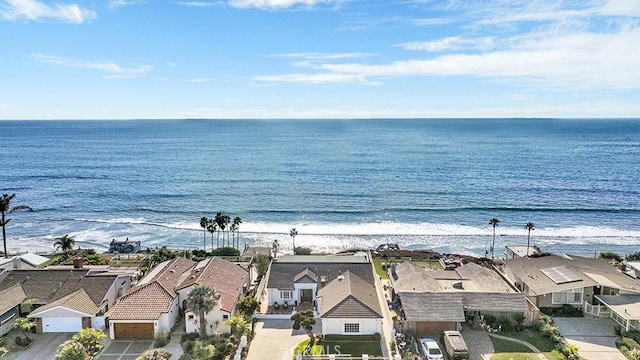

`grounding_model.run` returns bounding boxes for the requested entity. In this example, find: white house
[176,257,249,335]
[0,253,49,270]
[317,271,383,336]
[0,268,131,334]
[28,289,98,333]
[265,255,374,310]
